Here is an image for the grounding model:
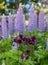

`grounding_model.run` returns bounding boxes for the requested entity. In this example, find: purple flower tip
[31,36,36,41]
[26,50,30,55]
[19,34,24,39]
[20,54,24,59]
[22,37,30,42]
[29,39,35,45]
[13,37,17,42]
[13,37,22,44]
[26,55,29,60]
[17,39,22,44]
